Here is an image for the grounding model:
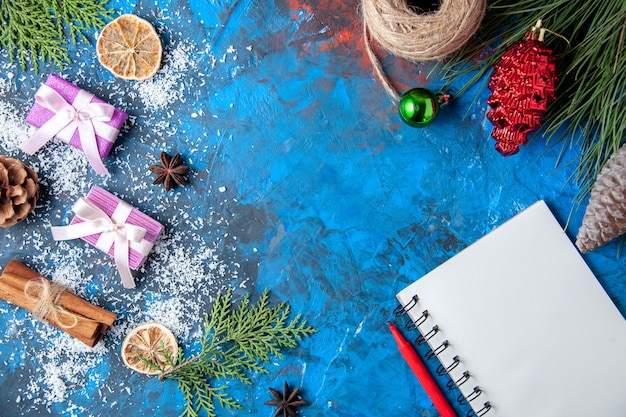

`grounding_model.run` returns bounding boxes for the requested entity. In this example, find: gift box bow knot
[21,84,120,175]
[51,198,147,288]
